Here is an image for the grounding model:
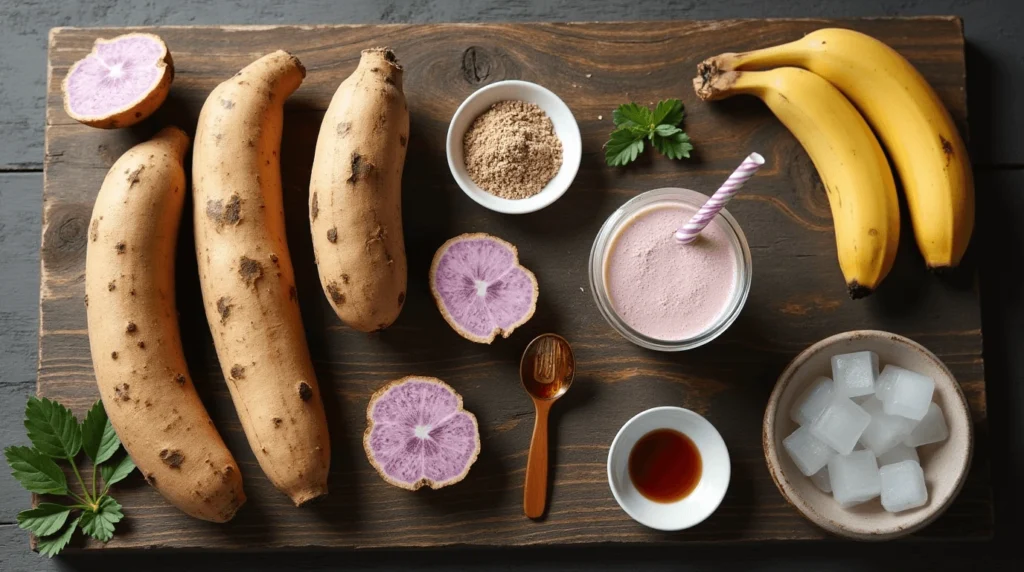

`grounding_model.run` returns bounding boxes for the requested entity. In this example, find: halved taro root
[429,233,538,344]
[62,33,174,129]
[364,376,480,490]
